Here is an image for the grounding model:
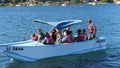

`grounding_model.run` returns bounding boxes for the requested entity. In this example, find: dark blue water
[0,4,120,68]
